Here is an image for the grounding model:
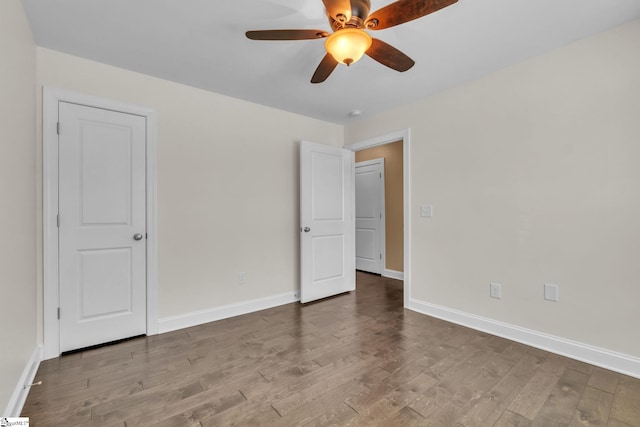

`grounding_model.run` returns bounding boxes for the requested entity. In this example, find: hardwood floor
[23,272,640,426]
